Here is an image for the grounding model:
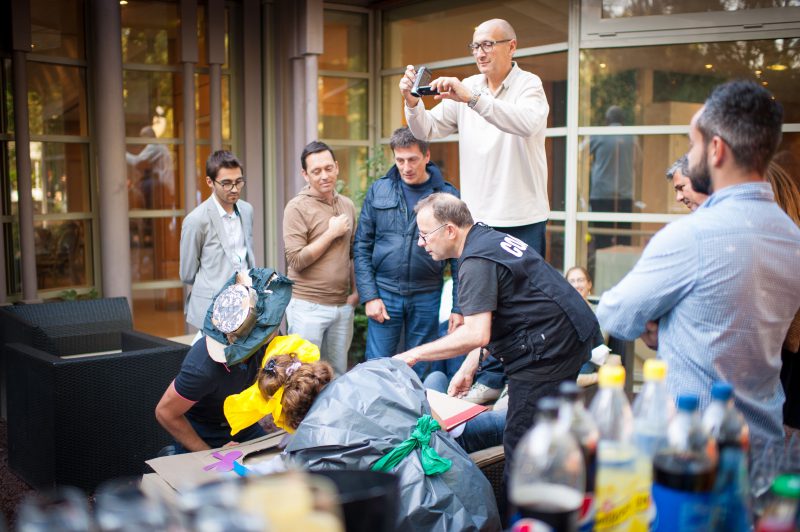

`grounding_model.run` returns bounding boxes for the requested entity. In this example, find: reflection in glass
[130,217,181,283]
[577,222,664,296]
[133,288,190,337]
[428,142,460,189]
[382,0,567,69]
[3,59,13,135]
[223,74,231,141]
[27,64,88,136]
[578,134,704,215]
[546,221,564,271]
[29,142,90,215]
[322,10,368,72]
[120,1,179,65]
[330,146,368,206]
[30,0,85,59]
[580,39,800,125]
[196,74,210,141]
[601,0,800,19]
[126,143,178,211]
[195,144,213,206]
[546,137,566,212]
[35,219,92,290]
[318,77,368,140]
[123,71,179,139]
